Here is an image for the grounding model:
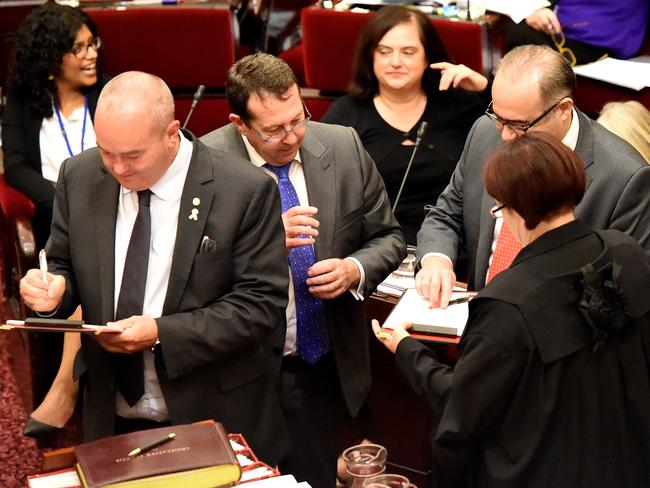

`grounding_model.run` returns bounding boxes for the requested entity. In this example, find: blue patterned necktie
[265,162,329,364]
